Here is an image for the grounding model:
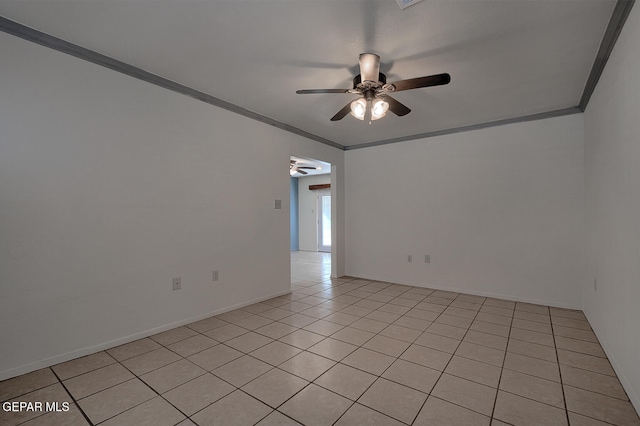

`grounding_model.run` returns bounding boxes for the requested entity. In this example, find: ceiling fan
[296,53,450,123]
[290,159,319,175]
